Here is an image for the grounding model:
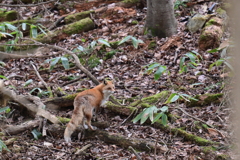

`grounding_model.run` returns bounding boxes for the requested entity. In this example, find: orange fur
[64,80,115,142]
